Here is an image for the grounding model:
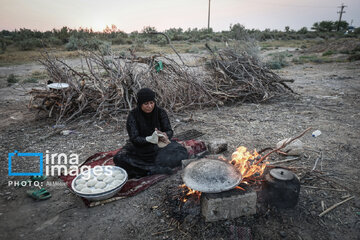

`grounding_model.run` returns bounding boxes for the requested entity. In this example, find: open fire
[181,146,268,202]
[179,184,201,203]
[230,146,267,181]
